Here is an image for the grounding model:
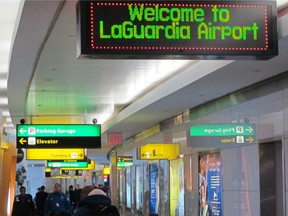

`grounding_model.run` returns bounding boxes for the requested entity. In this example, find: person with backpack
[73,188,120,216]
[45,183,73,216]
[12,186,36,216]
